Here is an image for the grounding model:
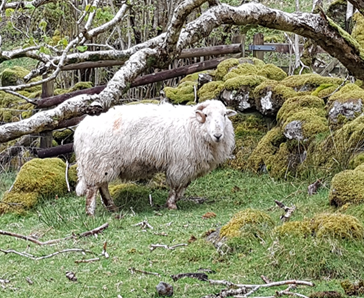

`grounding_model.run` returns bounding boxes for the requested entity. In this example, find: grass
[0,167,362,297]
